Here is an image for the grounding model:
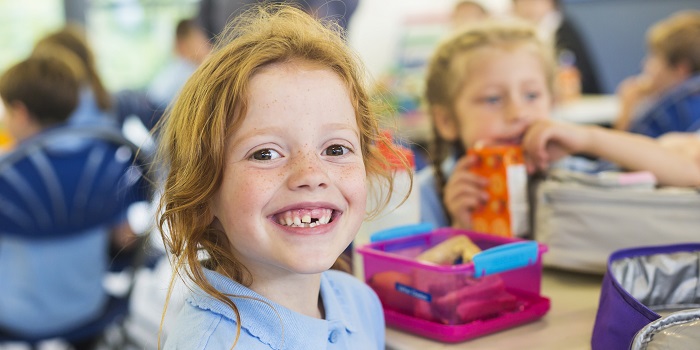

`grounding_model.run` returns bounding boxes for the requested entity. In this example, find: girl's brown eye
[325,144,349,156]
[251,149,278,160]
